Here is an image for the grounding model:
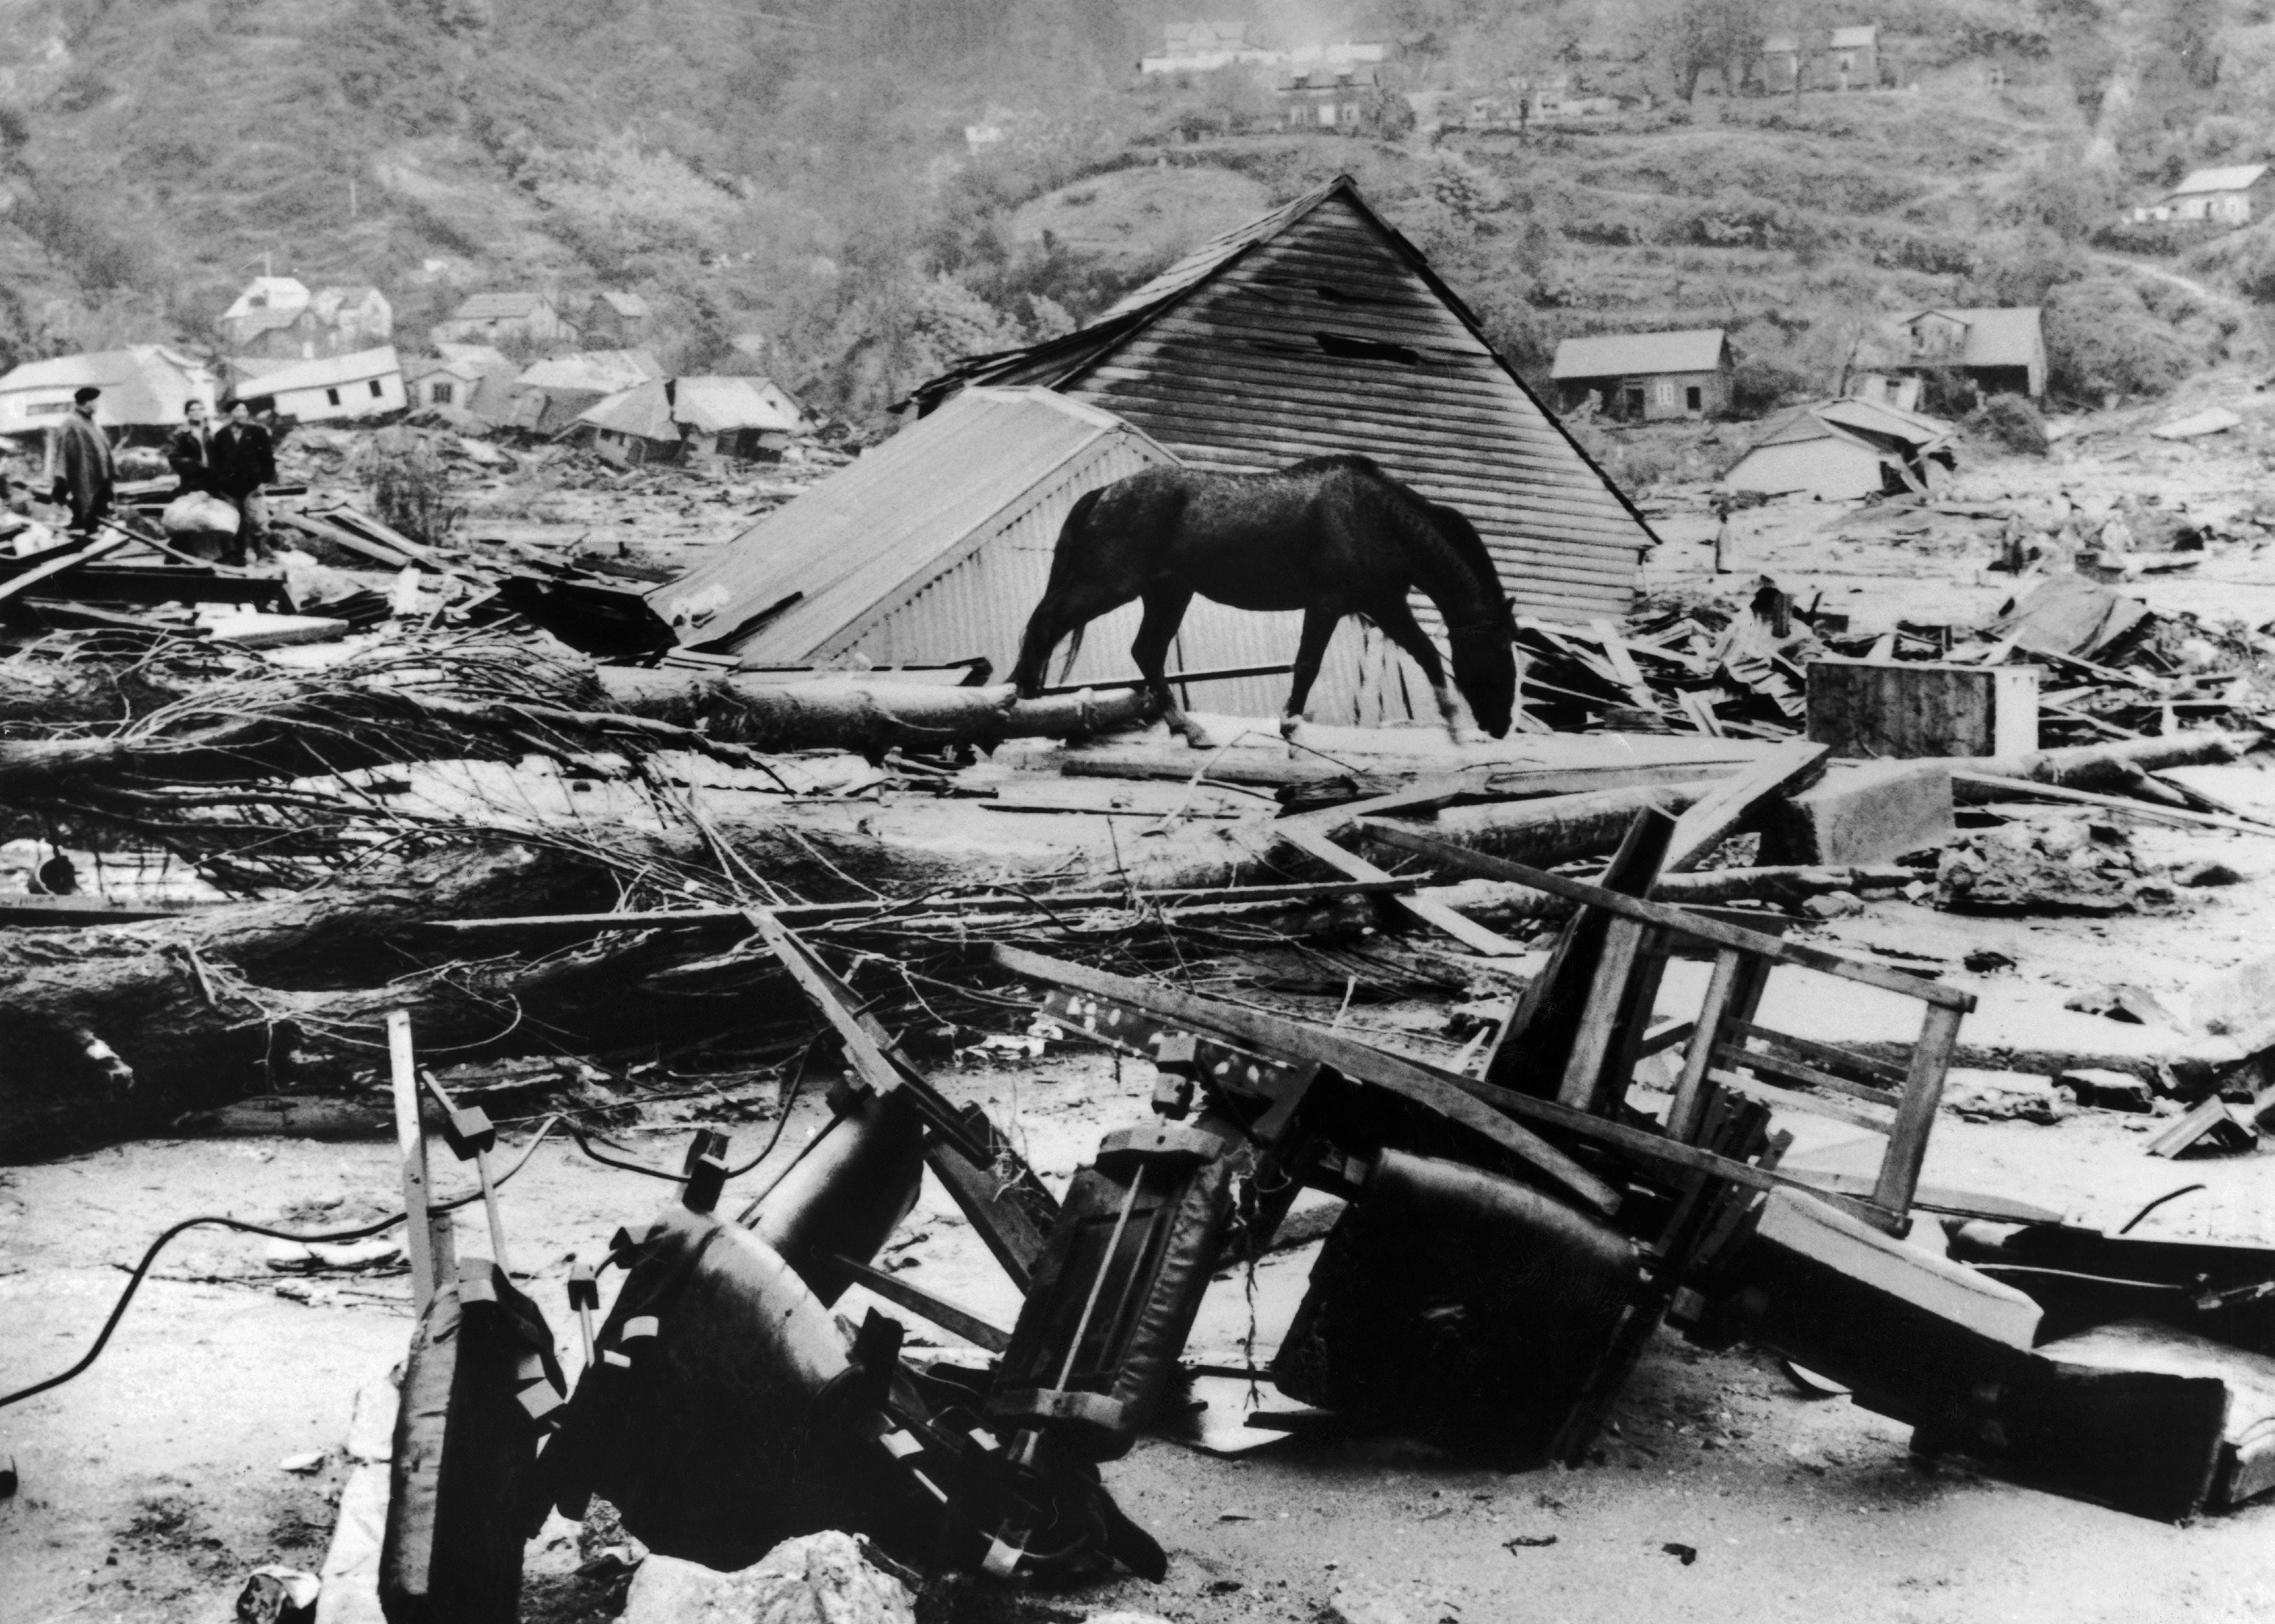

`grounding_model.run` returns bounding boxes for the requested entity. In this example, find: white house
[231,346,405,422]
[0,346,217,440]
